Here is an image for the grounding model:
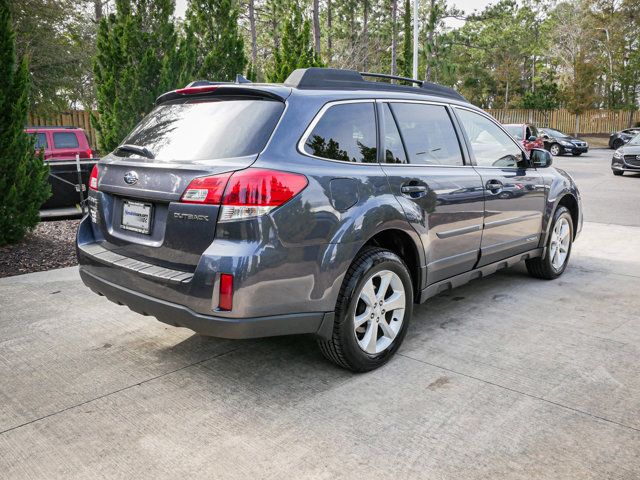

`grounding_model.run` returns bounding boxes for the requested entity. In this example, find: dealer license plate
[121,200,152,234]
